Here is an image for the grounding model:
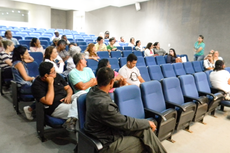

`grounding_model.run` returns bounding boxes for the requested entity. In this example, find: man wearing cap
[104,31,110,39]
